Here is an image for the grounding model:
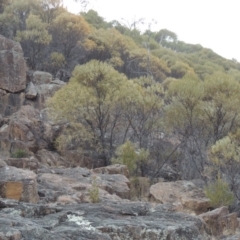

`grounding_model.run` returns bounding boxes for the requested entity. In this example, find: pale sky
[63,0,240,61]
